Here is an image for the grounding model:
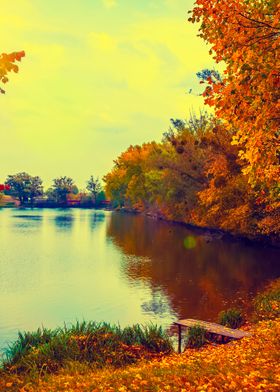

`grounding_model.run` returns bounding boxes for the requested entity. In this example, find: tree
[0,51,25,93]
[49,176,76,204]
[104,168,128,208]
[190,0,280,201]
[86,176,102,204]
[0,184,10,191]
[29,176,44,204]
[0,184,10,205]
[104,143,162,210]
[104,1,279,240]
[5,172,43,205]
